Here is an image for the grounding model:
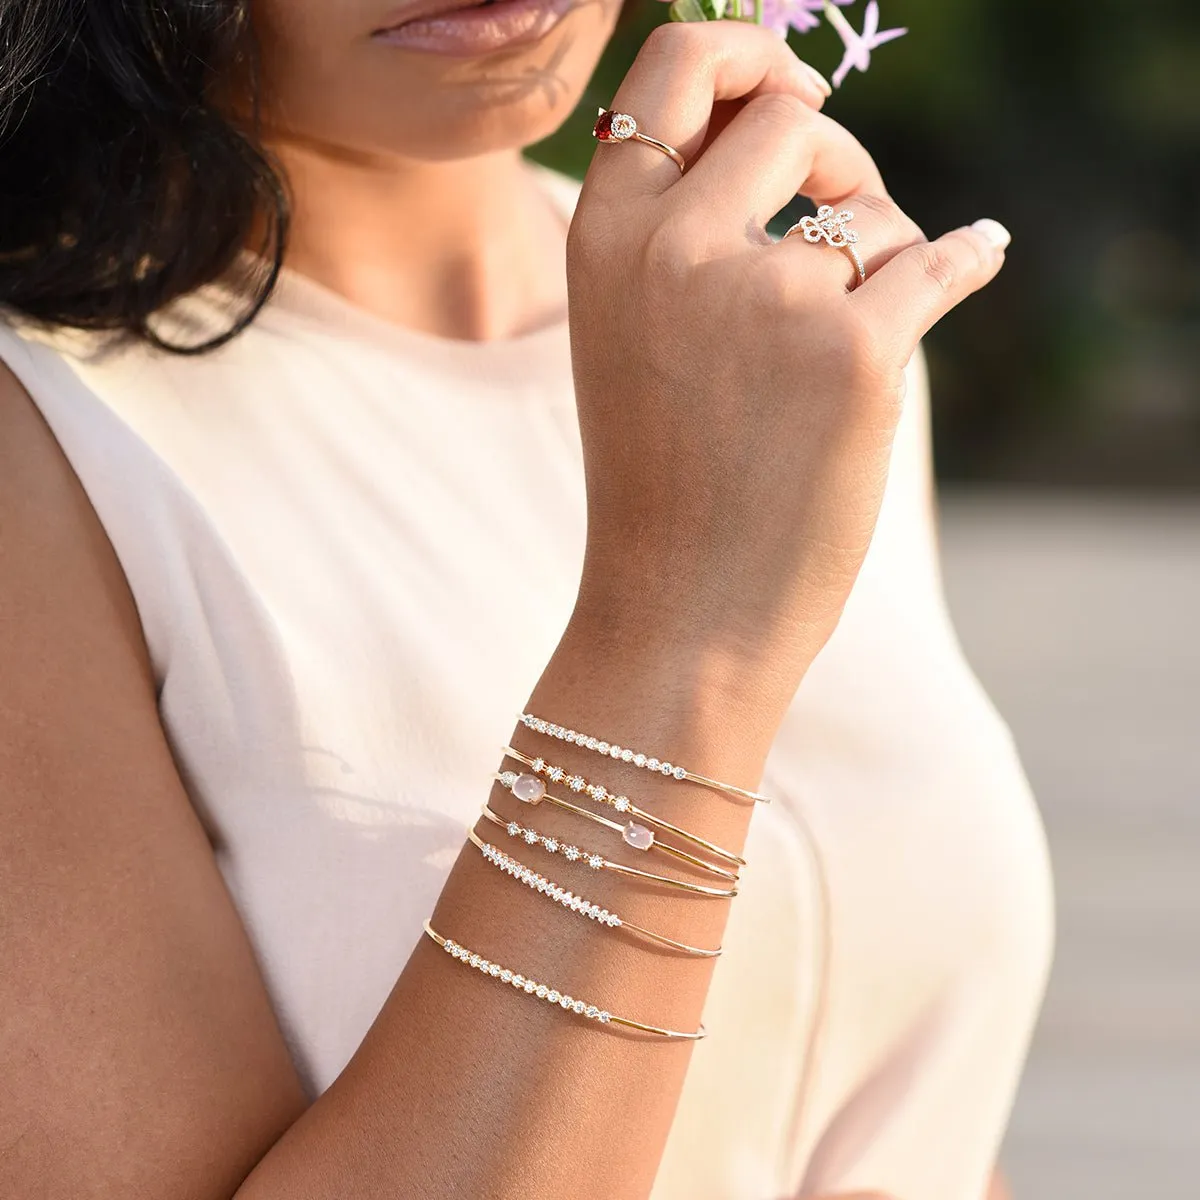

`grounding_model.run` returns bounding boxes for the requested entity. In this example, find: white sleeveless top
[0,164,1053,1200]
